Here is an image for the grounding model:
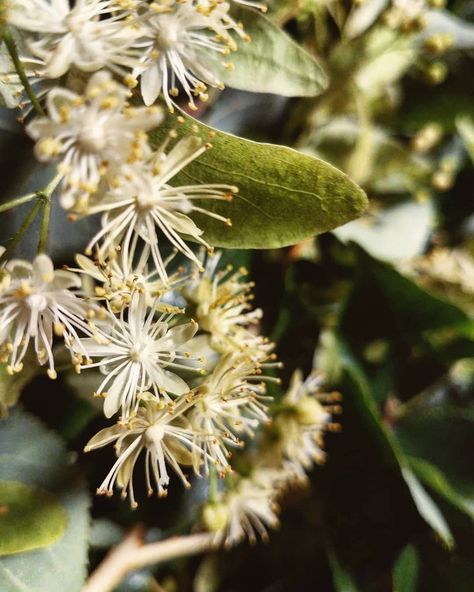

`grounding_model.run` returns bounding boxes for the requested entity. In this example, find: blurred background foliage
[2,0,474,590]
